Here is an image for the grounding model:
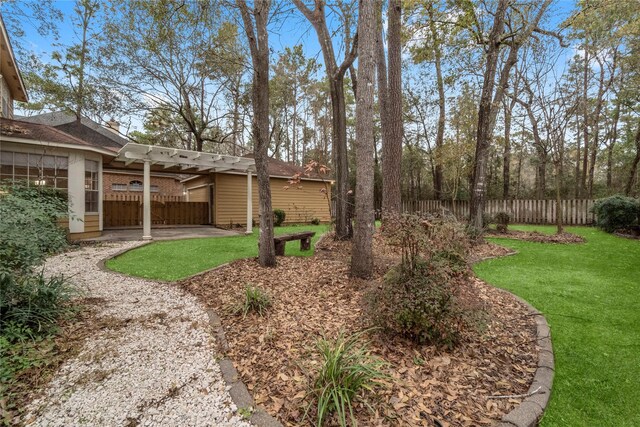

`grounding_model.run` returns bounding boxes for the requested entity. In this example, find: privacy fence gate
[103,194,208,227]
[401,199,596,226]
